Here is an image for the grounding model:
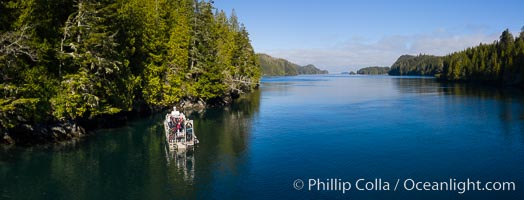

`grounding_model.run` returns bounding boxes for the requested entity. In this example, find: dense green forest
[357,66,390,75]
[388,28,524,85]
[438,29,524,85]
[0,0,260,143]
[388,54,443,76]
[256,53,328,76]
